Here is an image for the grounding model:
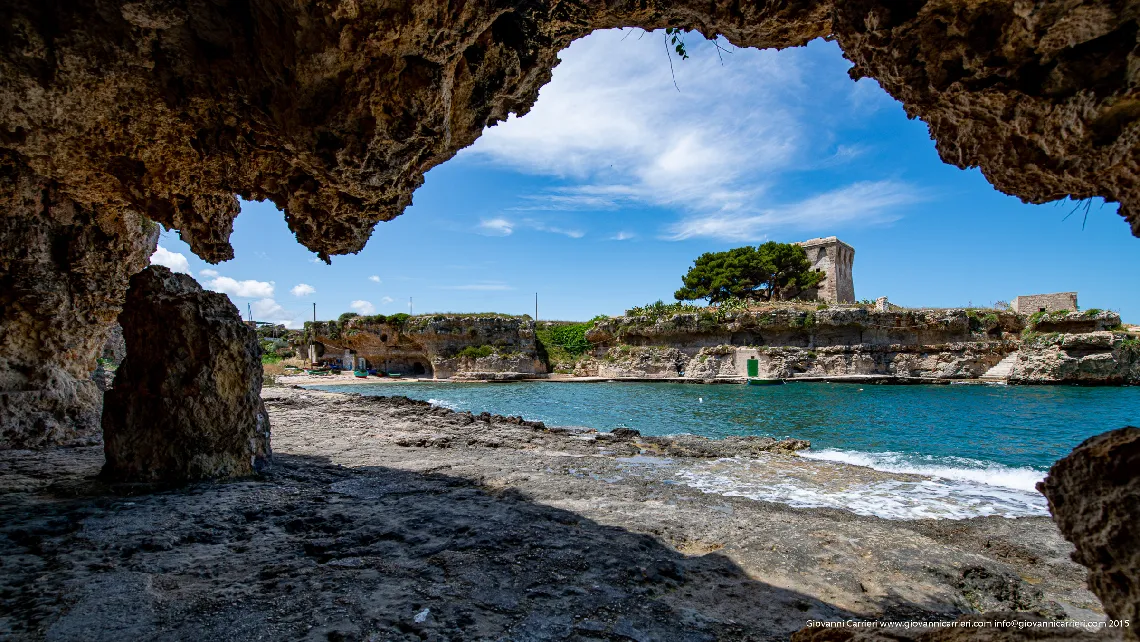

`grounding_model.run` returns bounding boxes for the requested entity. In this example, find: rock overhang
[2,0,1139,267]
